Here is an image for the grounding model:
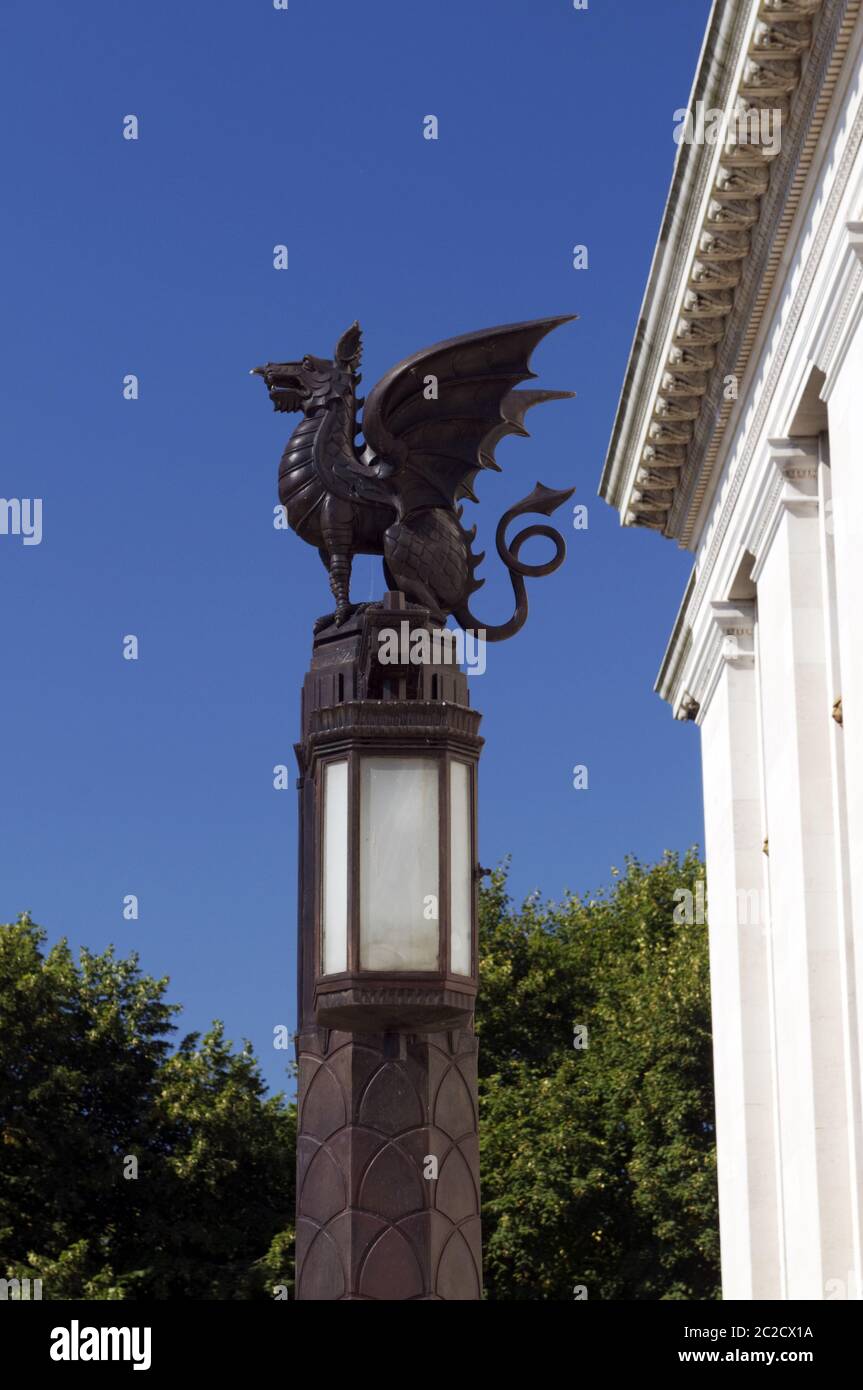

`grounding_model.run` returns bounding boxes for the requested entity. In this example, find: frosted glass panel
[449,760,472,976]
[360,757,439,971]
[321,760,348,975]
